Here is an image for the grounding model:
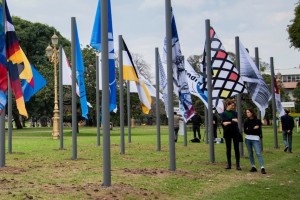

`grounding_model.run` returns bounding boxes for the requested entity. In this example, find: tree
[287,1,300,49]
[293,82,300,112]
